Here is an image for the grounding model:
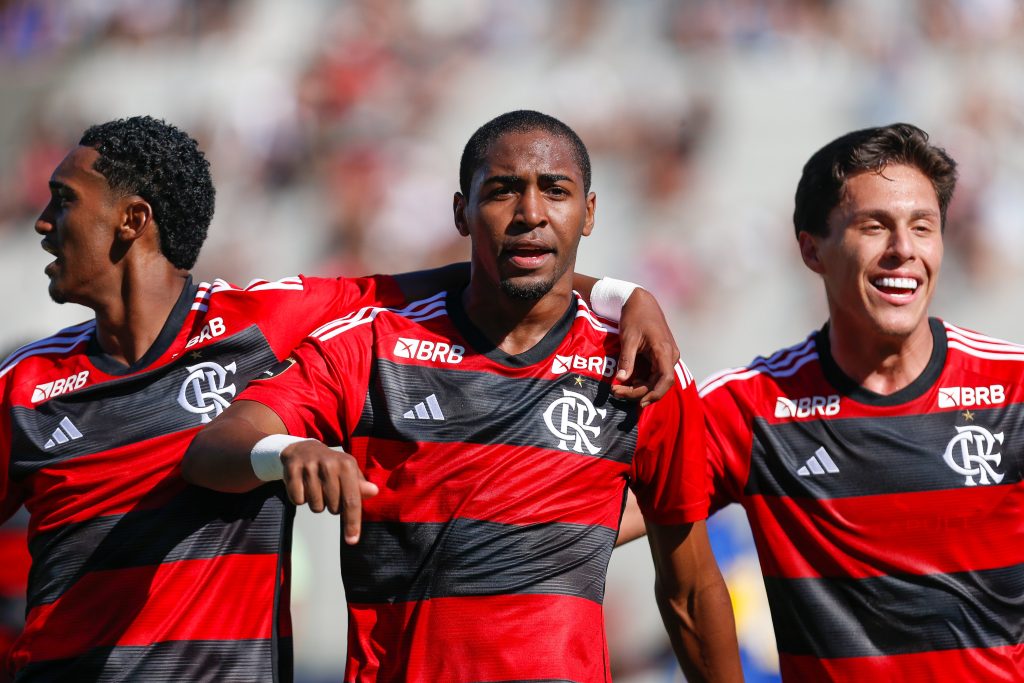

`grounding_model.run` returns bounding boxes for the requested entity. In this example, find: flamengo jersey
[240,290,707,682]
[700,318,1024,682]
[0,274,401,682]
